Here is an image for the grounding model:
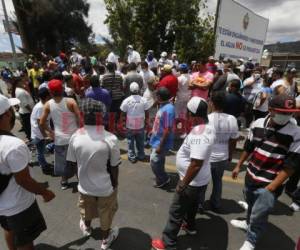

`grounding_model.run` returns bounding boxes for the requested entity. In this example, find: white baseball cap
[161,51,167,57]
[130,82,140,93]
[0,95,20,115]
[187,97,208,121]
